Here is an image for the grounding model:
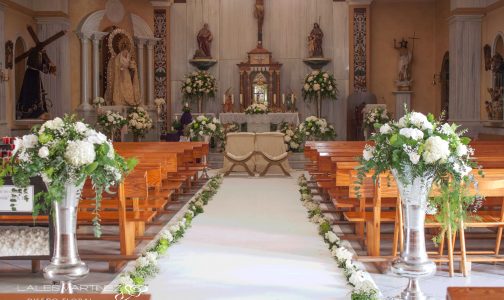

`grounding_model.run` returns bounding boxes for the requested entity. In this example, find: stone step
[207,151,308,170]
